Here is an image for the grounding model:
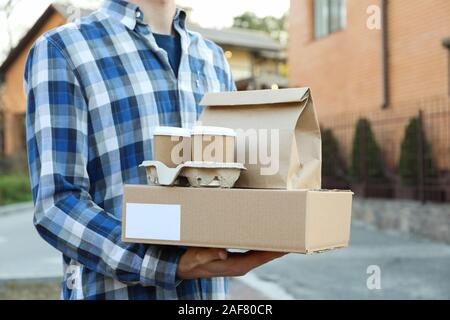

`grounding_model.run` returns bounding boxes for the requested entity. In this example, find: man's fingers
[229,251,285,264]
[178,248,228,276]
[177,248,285,279]
[195,248,228,266]
[223,251,287,276]
[245,251,287,264]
